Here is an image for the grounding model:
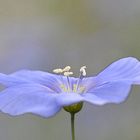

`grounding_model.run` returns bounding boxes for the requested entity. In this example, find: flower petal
[0,70,65,92]
[82,81,132,105]
[97,57,140,84]
[0,73,28,86]
[56,93,84,106]
[82,57,140,92]
[0,84,61,118]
